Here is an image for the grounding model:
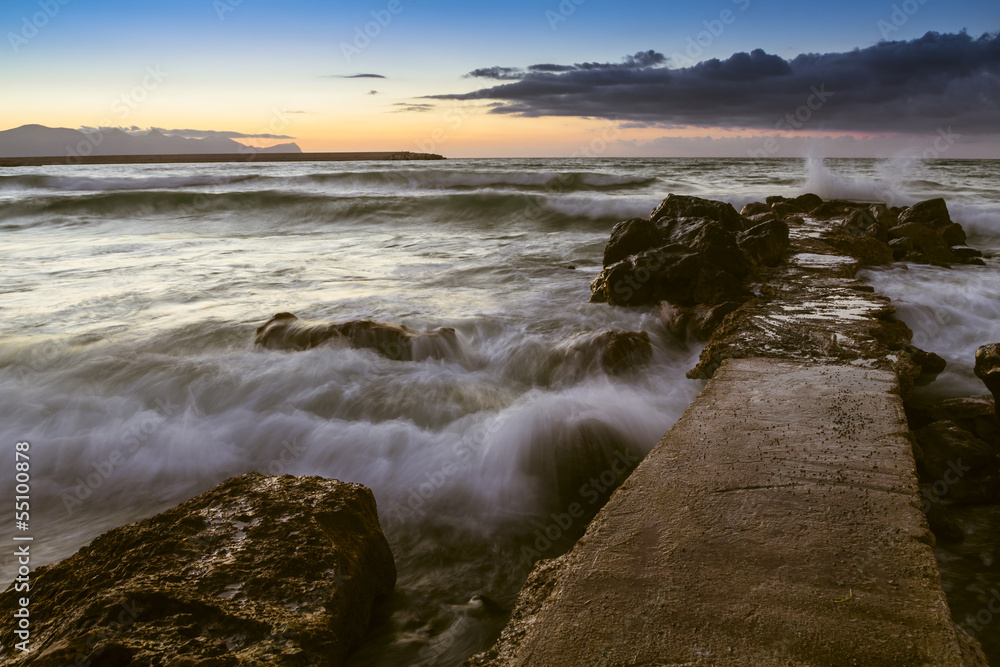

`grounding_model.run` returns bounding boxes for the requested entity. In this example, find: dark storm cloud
[468,51,669,80]
[429,32,1000,134]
